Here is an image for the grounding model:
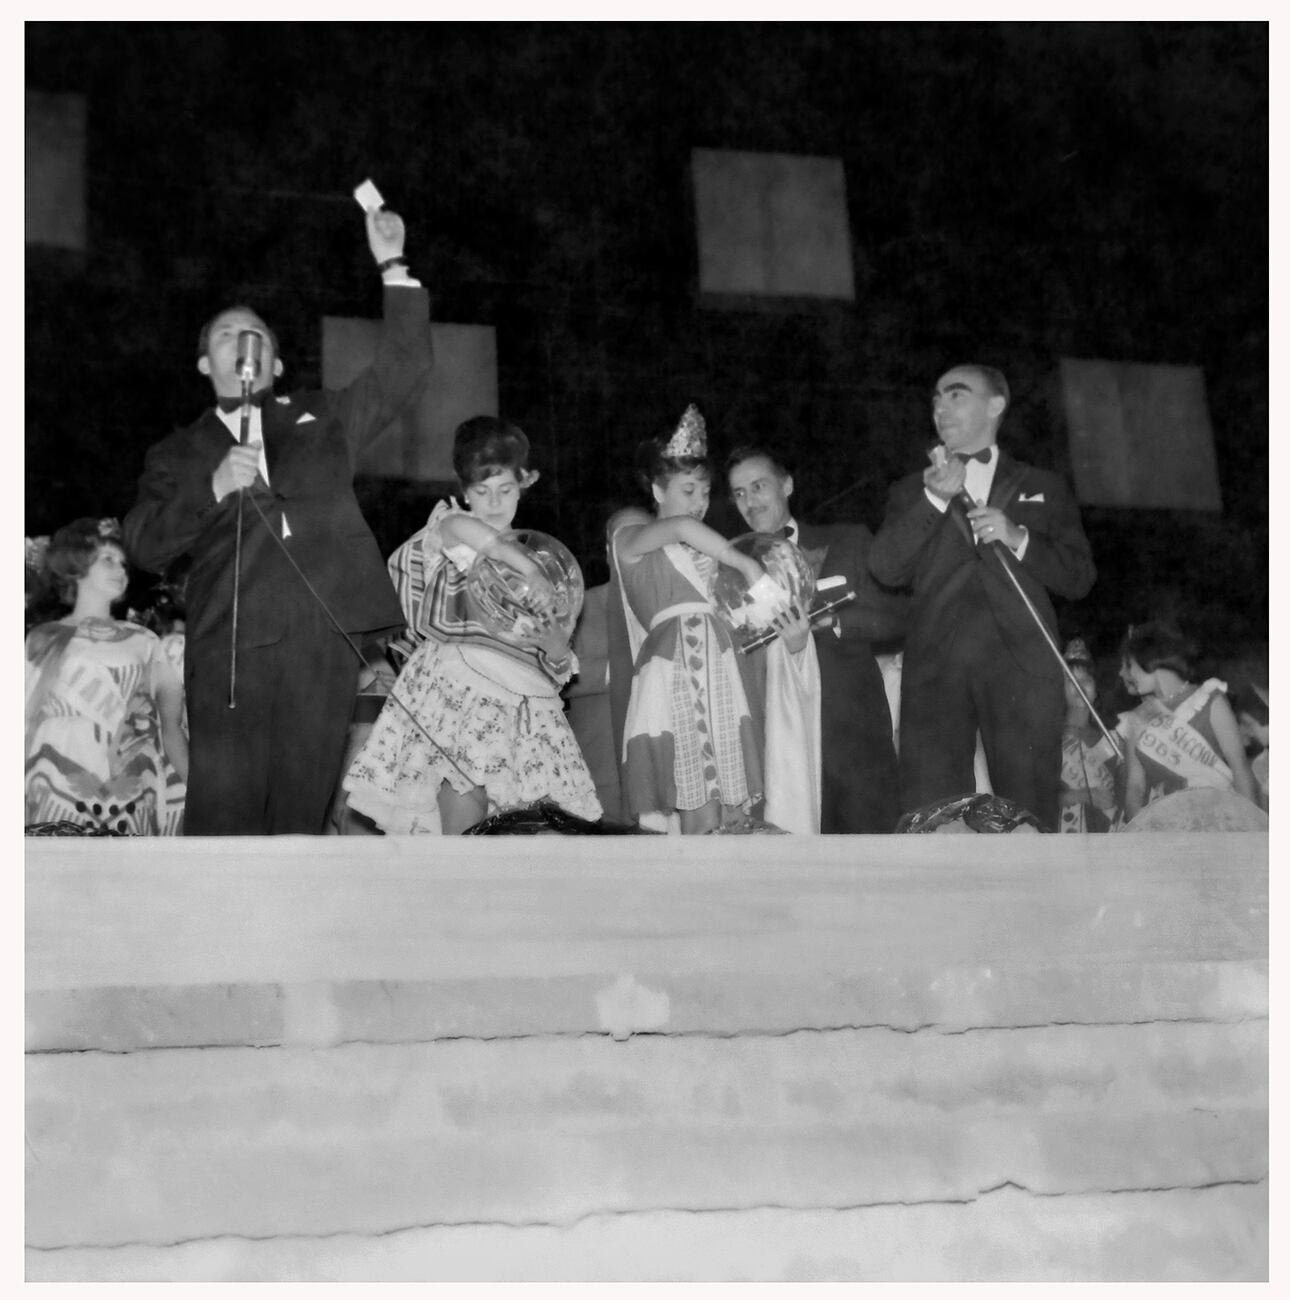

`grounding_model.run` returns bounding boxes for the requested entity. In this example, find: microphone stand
[228,377,253,708]
[964,490,1122,759]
